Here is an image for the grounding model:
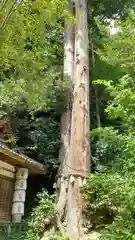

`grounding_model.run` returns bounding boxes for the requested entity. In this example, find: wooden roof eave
[0,144,47,175]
